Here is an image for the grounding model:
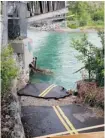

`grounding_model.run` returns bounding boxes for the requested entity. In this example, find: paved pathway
[18,83,69,98]
[20,83,104,138]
